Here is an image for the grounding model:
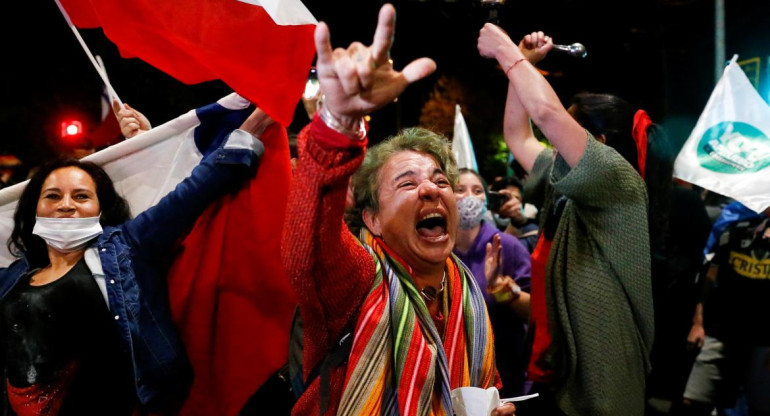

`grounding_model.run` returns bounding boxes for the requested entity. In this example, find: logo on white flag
[697,121,770,173]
